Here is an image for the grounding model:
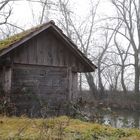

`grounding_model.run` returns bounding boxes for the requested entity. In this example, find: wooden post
[68,67,72,101]
[68,67,78,102]
[3,66,12,93]
[72,72,78,101]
